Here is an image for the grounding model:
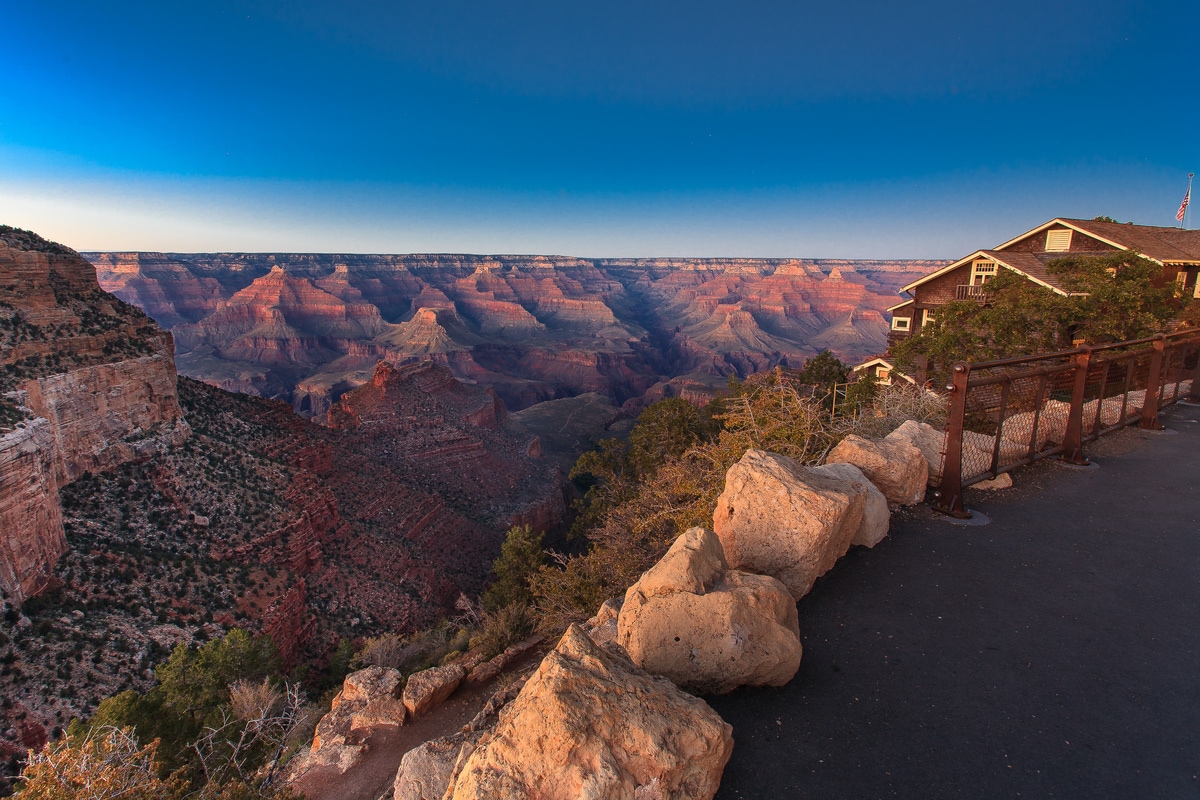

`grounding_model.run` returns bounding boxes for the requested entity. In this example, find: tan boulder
[301,666,406,776]
[825,433,928,505]
[394,736,463,800]
[403,662,466,719]
[394,673,532,800]
[809,463,890,548]
[885,420,946,484]
[713,448,866,600]
[581,596,624,648]
[617,527,801,694]
[446,624,733,800]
